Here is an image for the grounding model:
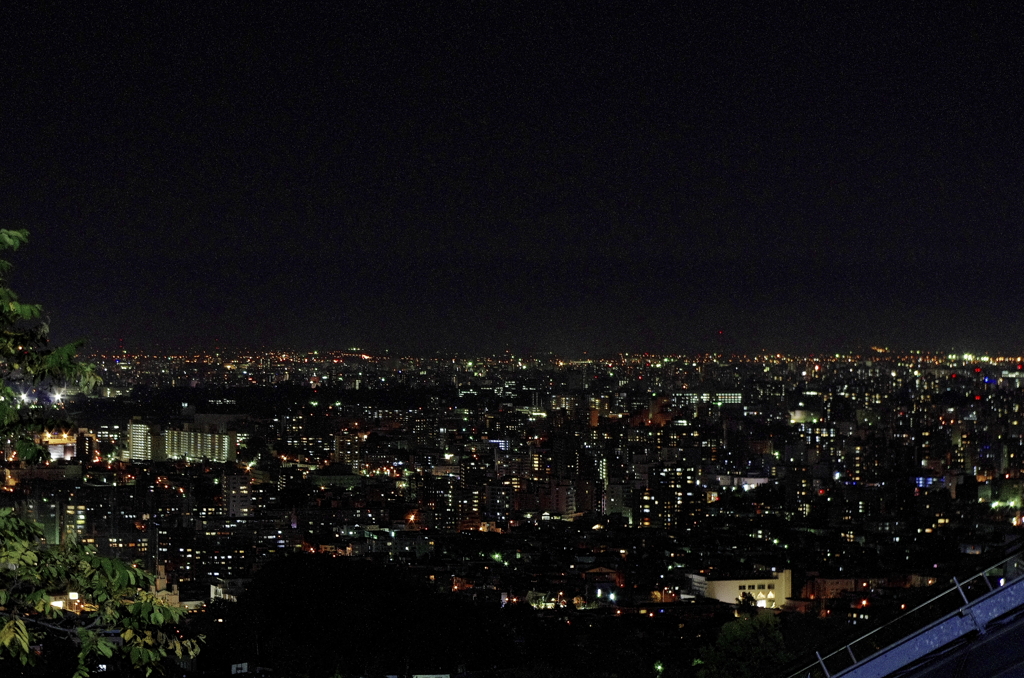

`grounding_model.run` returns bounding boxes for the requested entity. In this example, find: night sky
[2,3,1023,355]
